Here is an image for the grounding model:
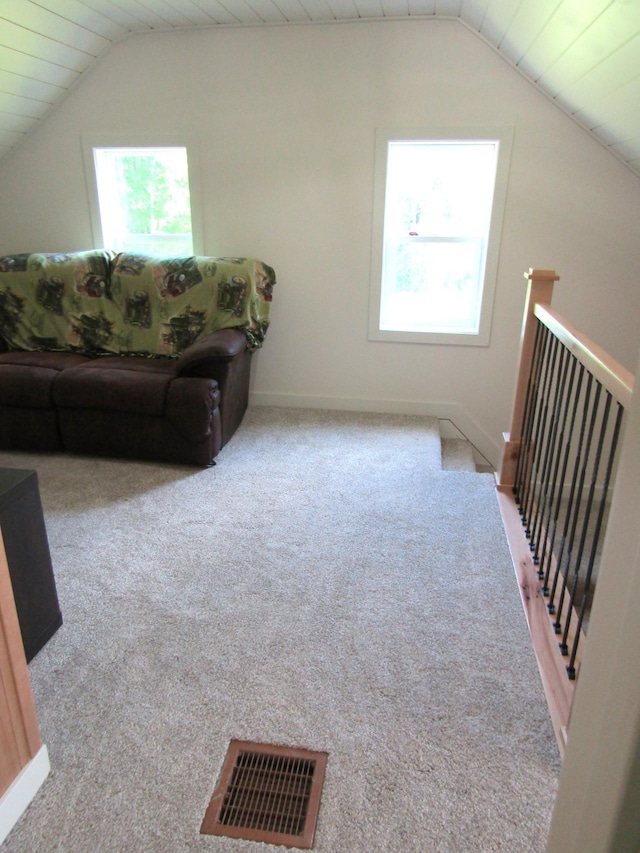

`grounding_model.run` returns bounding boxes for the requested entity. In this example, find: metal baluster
[547,373,593,613]
[539,358,583,586]
[566,400,624,678]
[521,327,555,539]
[560,387,608,655]
[531,342,571,565]
[518,323,552,519]
[554,380,601,632]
